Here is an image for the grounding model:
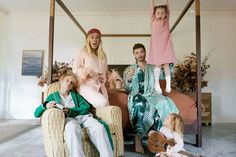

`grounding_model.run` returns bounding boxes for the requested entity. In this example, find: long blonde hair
[83,36,107,62]
[166,113,184,136]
